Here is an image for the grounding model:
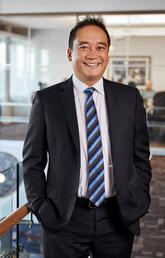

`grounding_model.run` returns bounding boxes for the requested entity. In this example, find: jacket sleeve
[23,91,47,217]
[134,89,152,195]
